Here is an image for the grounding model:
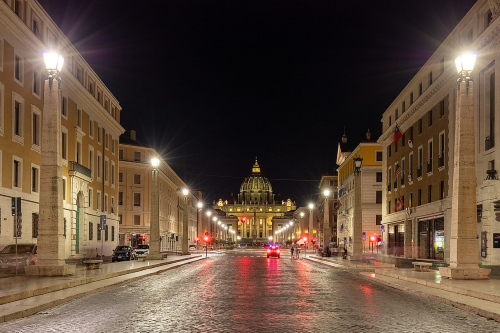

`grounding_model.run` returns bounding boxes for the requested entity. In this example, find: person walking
[290,245,295,259]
